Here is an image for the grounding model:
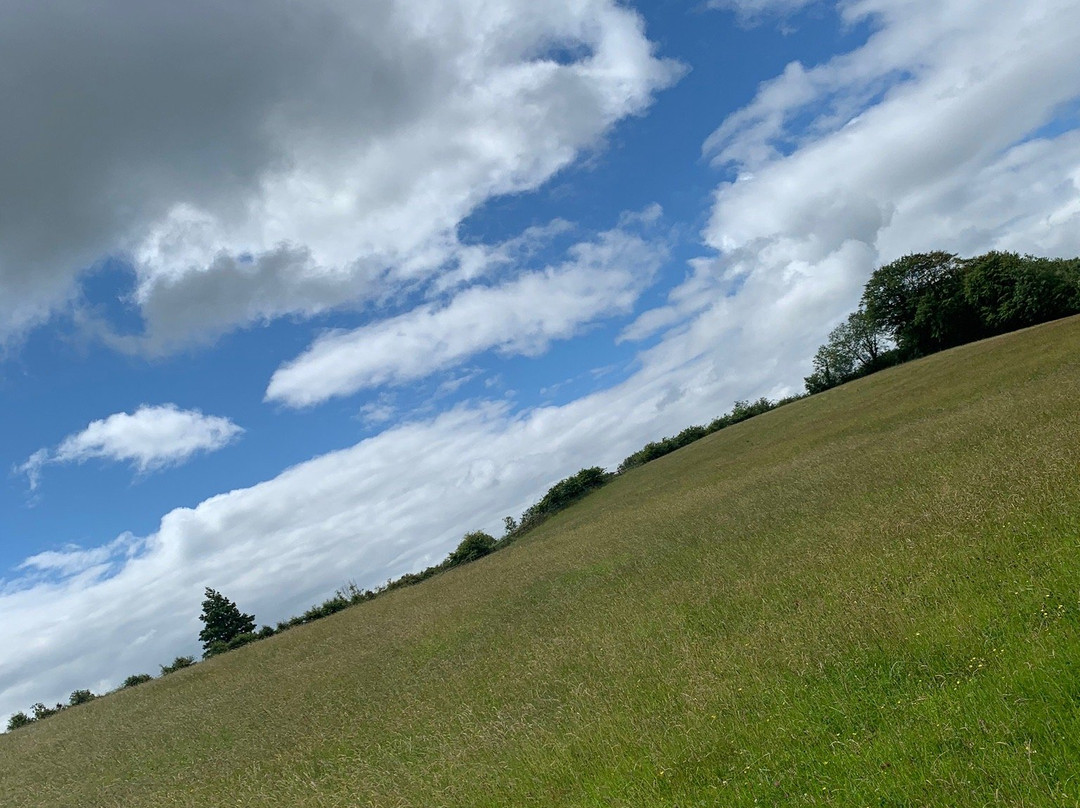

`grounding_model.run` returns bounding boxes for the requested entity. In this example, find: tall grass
[3,317,1080,806]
